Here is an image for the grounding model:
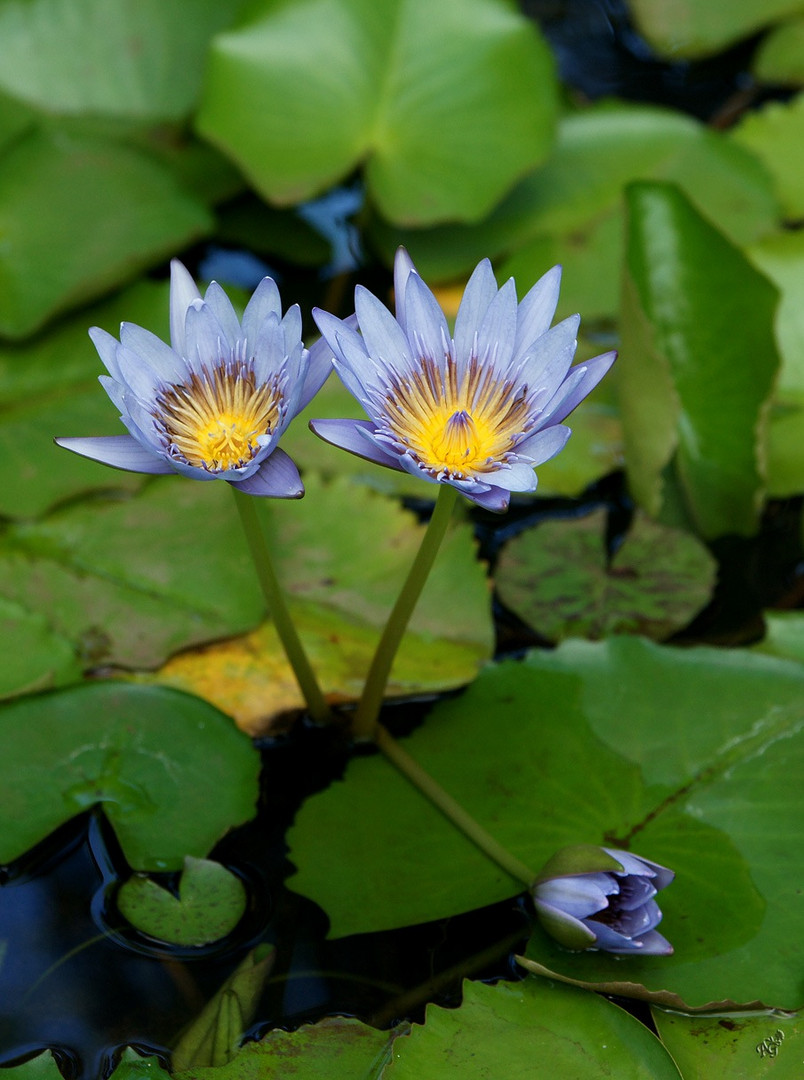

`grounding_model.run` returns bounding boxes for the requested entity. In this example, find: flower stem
[232,487,331,724]
[374,723,537,888]
[353,484,459,739]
